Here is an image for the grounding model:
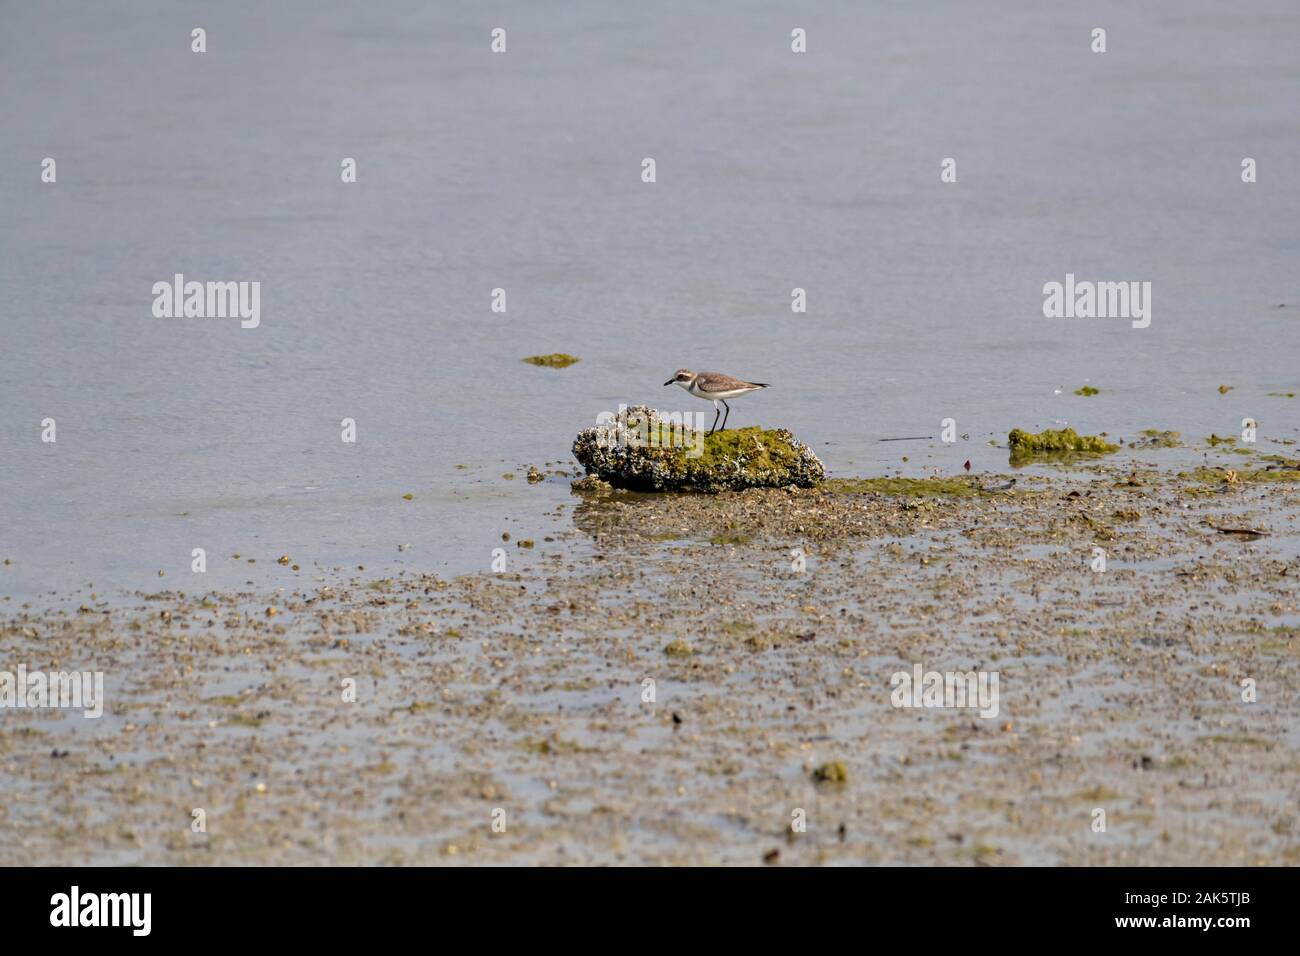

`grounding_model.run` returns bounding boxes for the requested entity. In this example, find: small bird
[663,369,769,434]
